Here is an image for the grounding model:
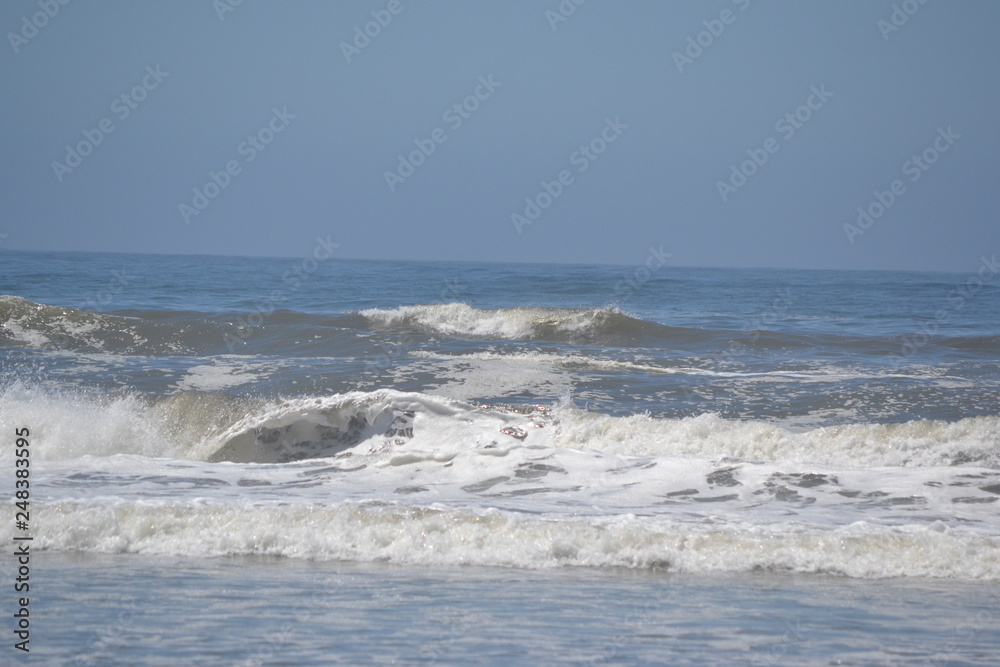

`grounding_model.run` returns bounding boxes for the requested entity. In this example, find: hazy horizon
[3,1,998,274]
[4,246,987,279]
